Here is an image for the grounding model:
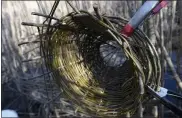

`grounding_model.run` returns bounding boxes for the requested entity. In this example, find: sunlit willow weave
[24,2,161,117]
